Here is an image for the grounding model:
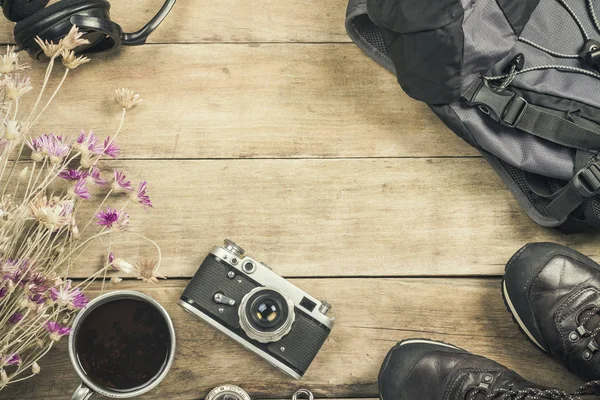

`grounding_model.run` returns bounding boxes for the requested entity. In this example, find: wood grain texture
[0,278,587,399]
[0,0,352,45]
[12,44,475,159]
[63,158,600,278]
